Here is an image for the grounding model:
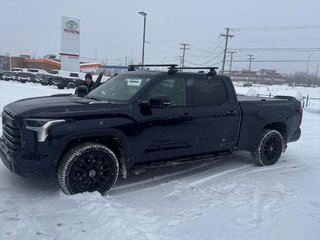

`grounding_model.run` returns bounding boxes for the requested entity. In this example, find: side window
[148,78,187,106]
[193,78,227,106]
